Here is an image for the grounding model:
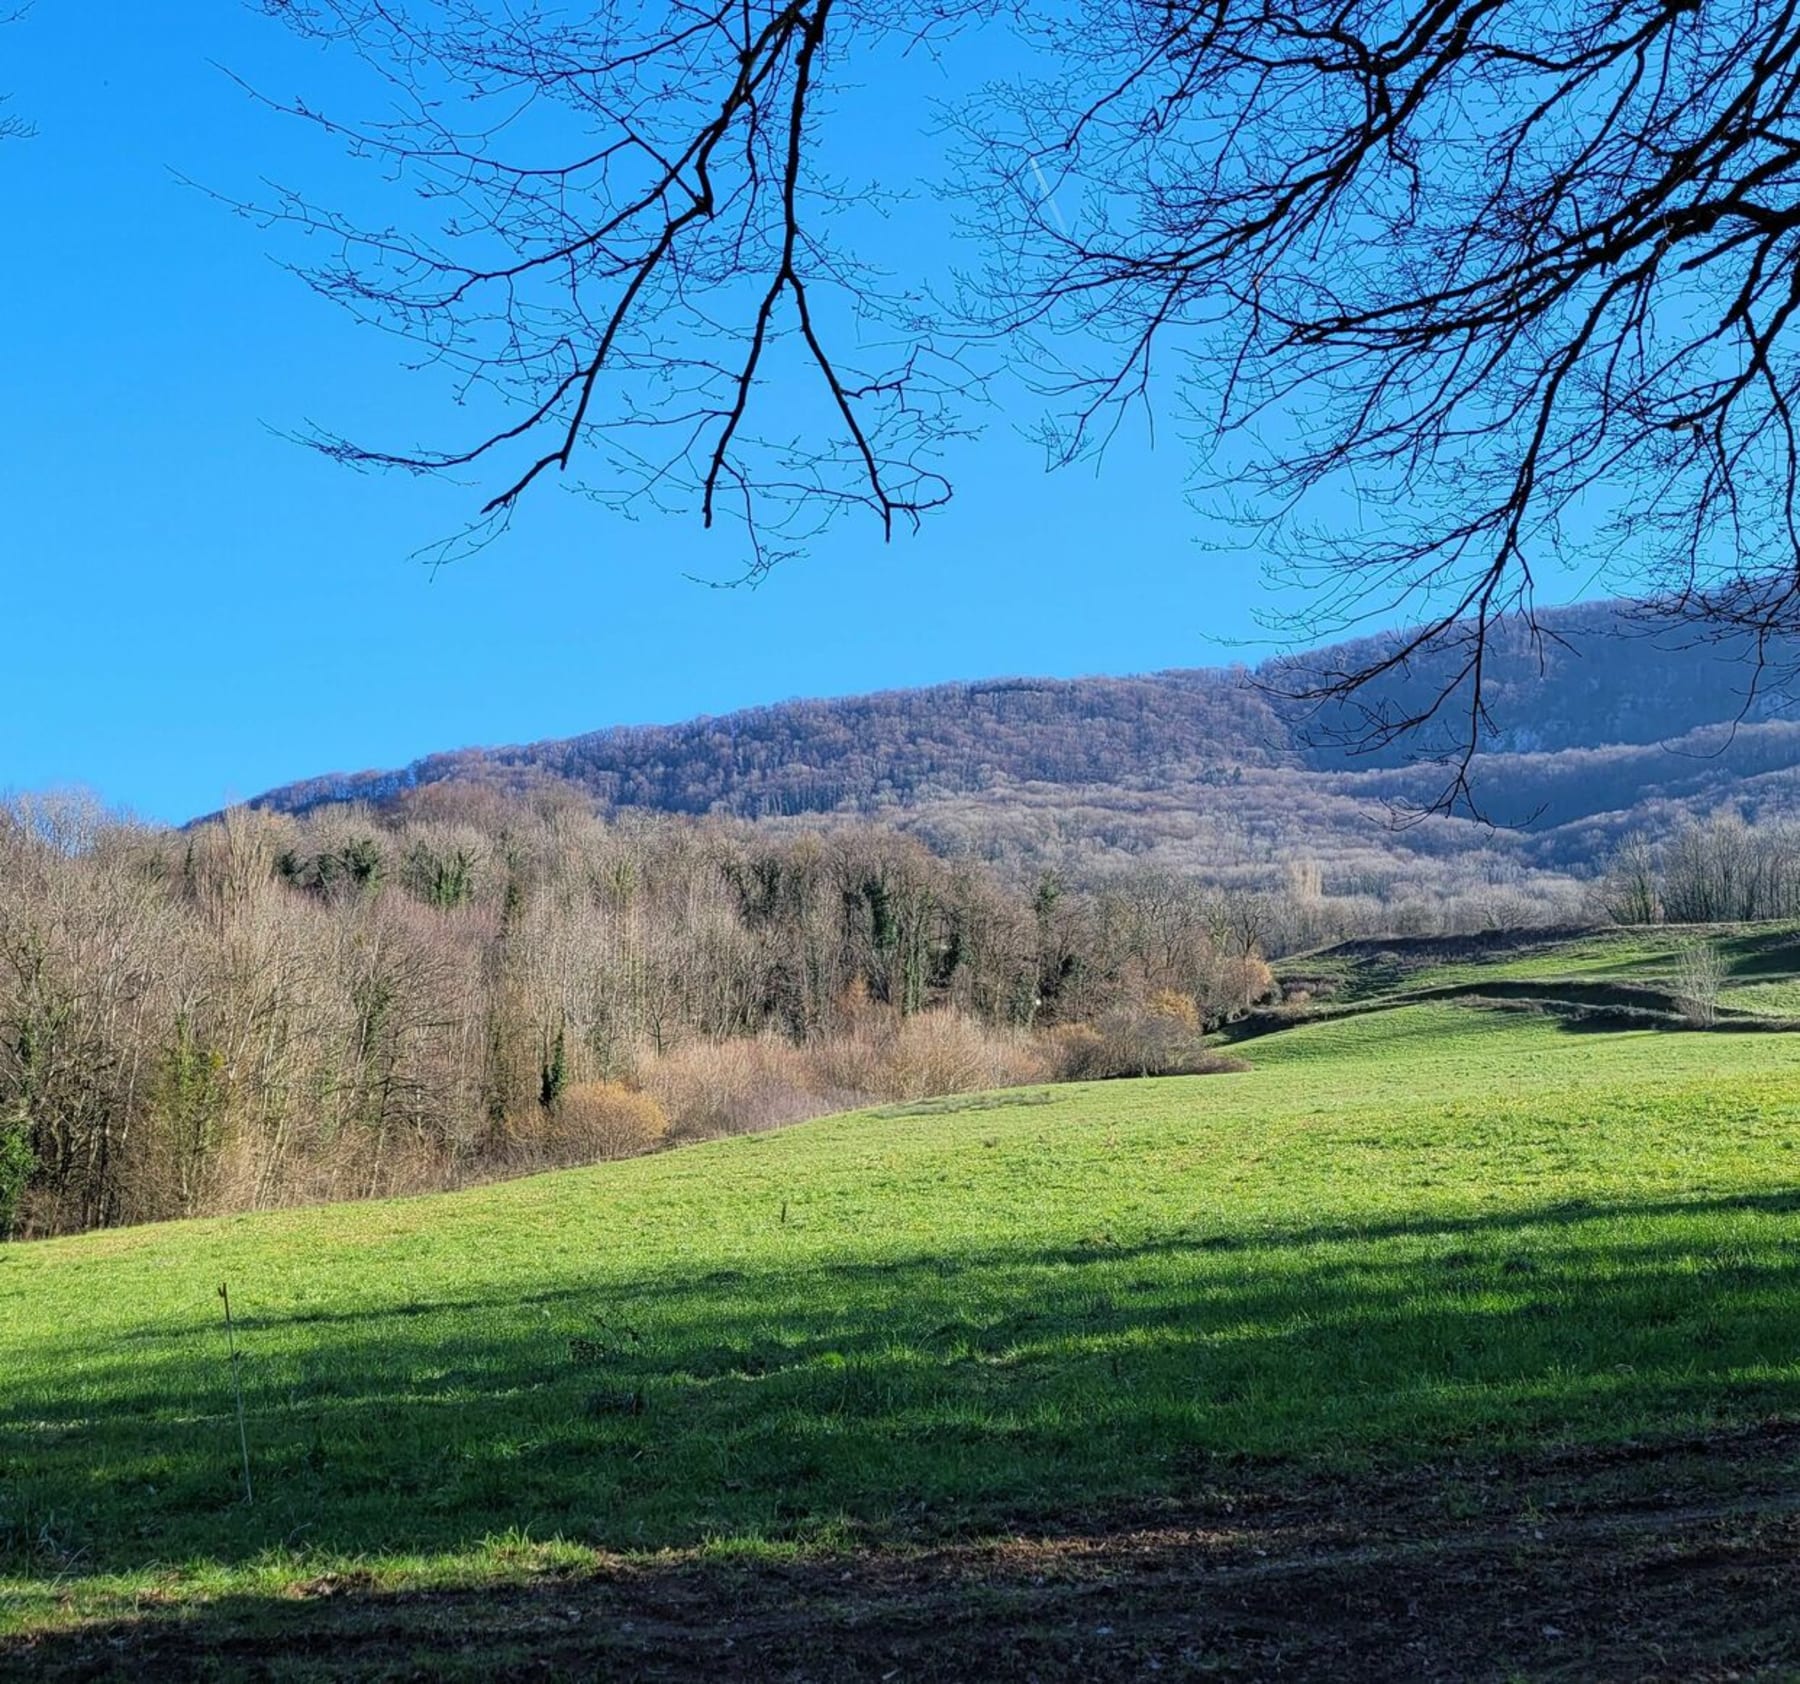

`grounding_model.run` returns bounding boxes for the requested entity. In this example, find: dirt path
[10,1423,1800,1681]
